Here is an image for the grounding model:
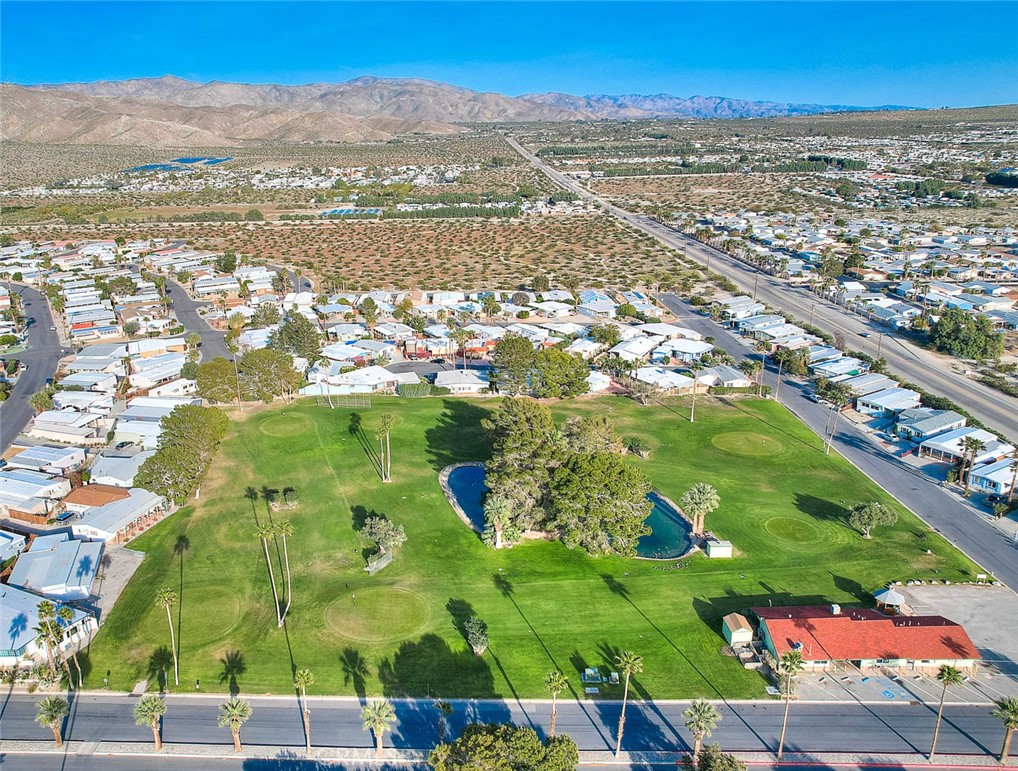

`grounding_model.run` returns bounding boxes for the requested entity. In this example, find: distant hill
[519,92,915,119]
